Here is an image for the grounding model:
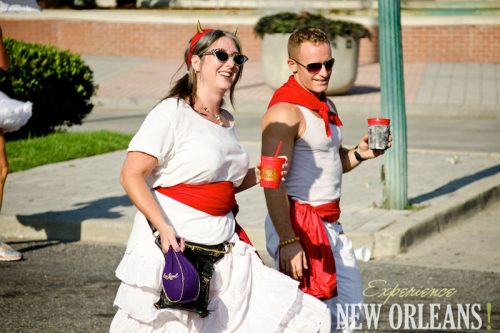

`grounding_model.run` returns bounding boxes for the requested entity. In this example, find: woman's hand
[158,224,185,253]
[278,155,289,181]
[254,162,260,183]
